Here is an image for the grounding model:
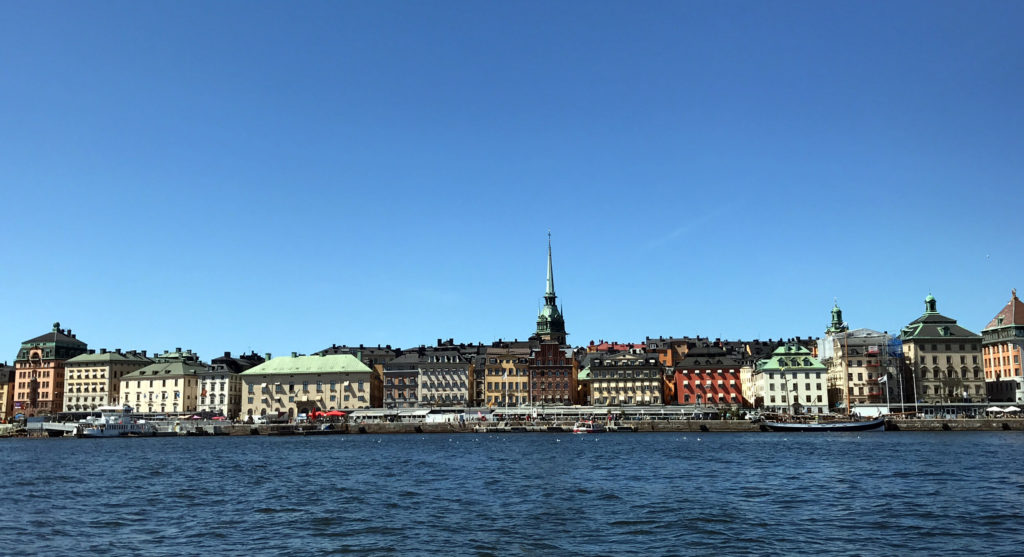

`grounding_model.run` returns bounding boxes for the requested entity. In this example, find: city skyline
[2,2,1022,360]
